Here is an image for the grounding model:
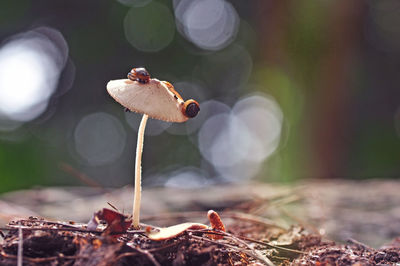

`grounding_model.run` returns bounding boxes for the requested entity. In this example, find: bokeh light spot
[175,0,239,51]
[0,27,69,126]
[233,94,283,162]
[165,167,211,188]
[185,100,230,135]
[124,2,175,52]
[199,112,250,168]
[74,112,127,166]
[198,94,283,182]
[198,45,252,98]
